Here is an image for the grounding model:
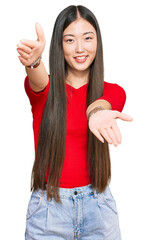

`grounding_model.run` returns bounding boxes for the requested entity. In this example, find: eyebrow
[63,31,95,38]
